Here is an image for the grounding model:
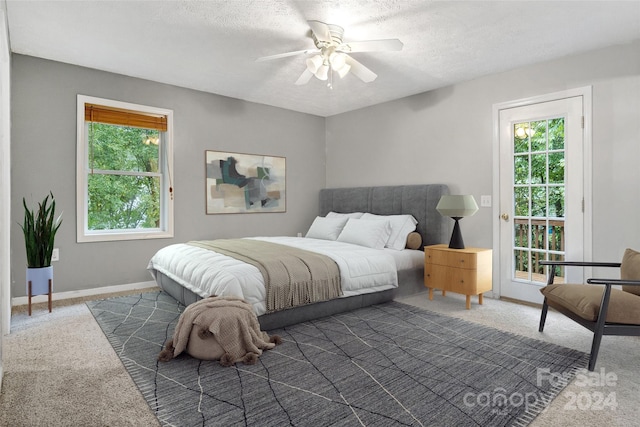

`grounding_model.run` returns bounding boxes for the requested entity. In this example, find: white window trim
[76,95,174,243]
